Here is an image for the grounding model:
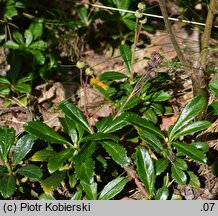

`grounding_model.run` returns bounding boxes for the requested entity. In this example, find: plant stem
[130,18,139,81]
[200,0,216,71]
